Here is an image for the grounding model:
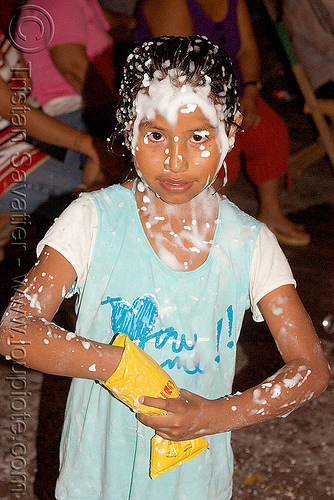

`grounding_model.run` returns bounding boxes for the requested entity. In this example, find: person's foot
[257,214,310,247]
